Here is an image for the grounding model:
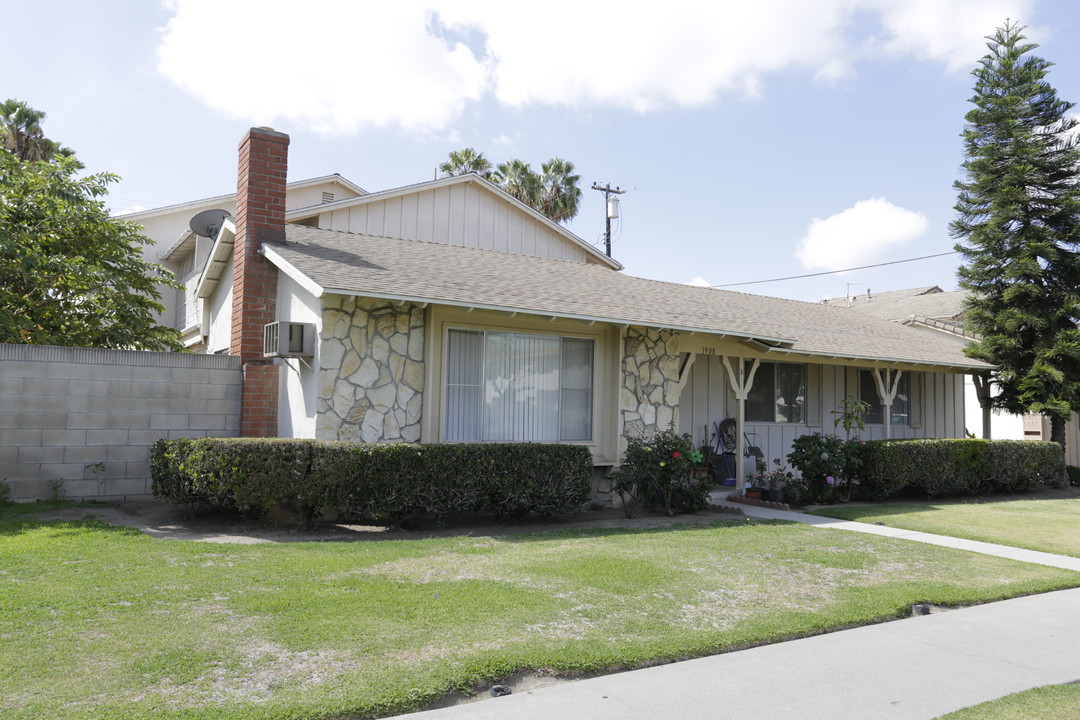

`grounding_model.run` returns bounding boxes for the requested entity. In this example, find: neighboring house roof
[263,225,992,372]
[821,285,969,322]
[286,173,622,271]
